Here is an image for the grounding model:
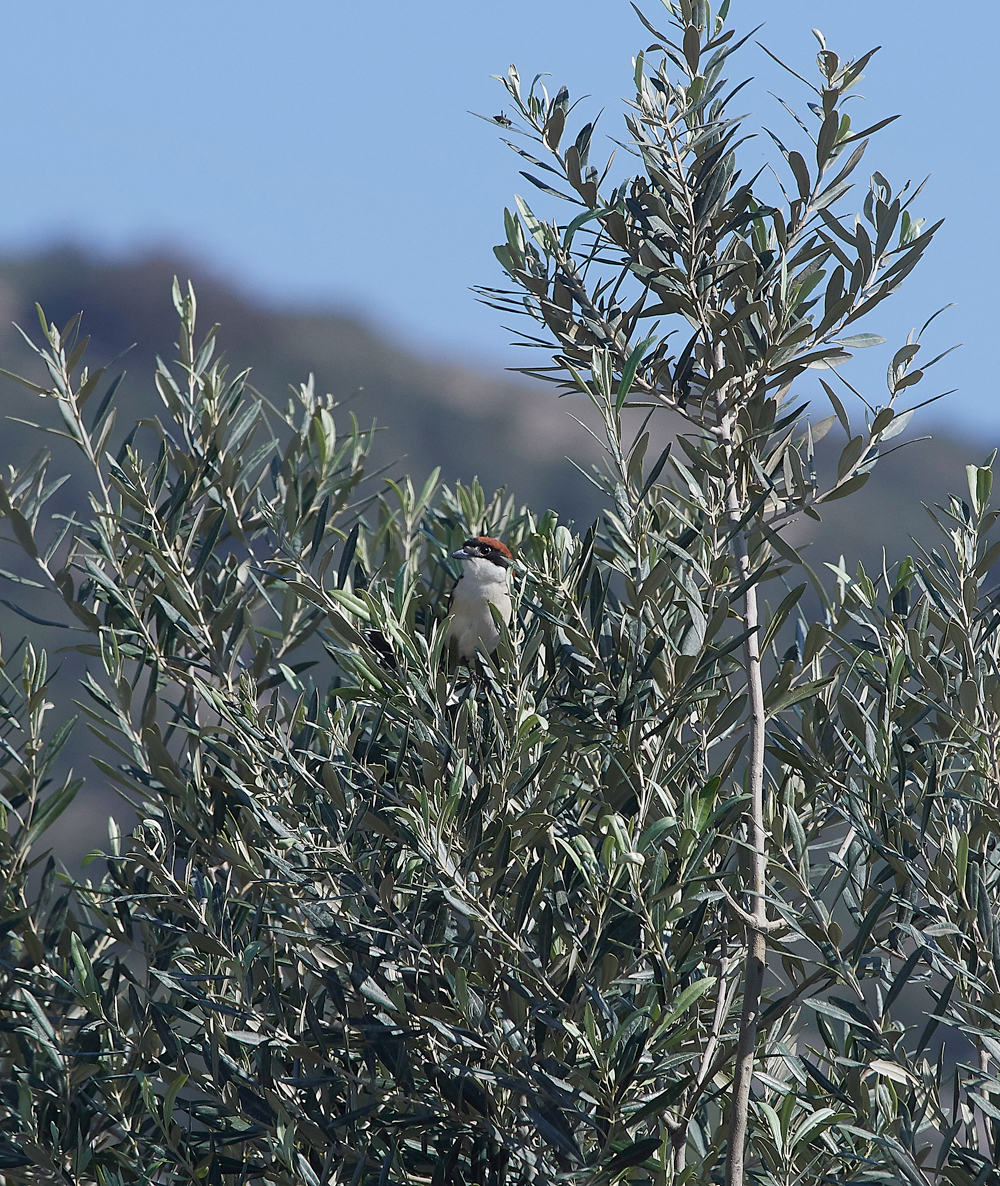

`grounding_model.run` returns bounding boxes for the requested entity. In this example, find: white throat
[453,556,510,594]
